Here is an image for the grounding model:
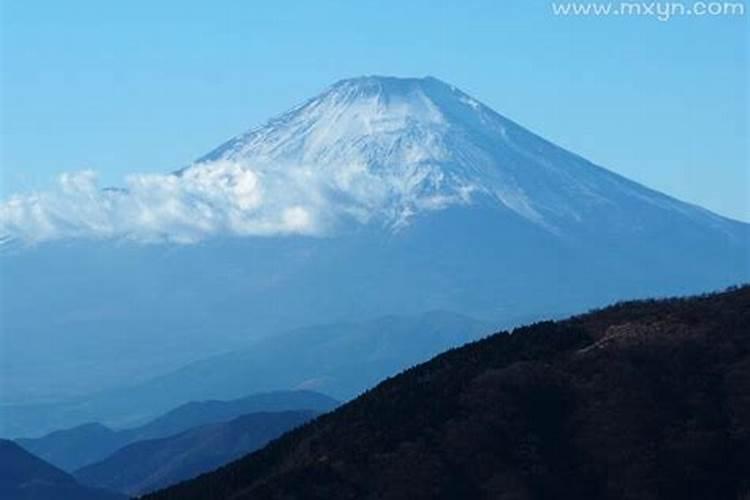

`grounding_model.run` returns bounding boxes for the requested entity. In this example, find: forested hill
[146,285,750,500]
